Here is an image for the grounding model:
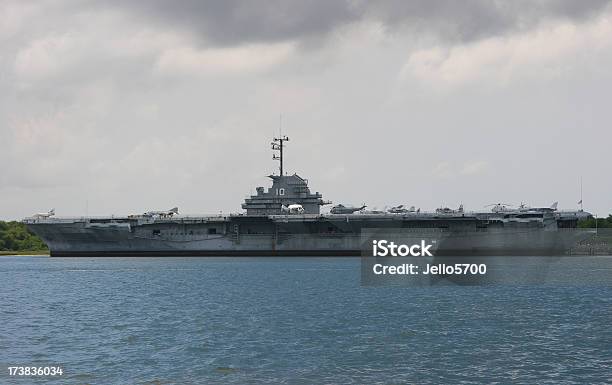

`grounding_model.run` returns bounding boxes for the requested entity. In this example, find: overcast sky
[1,0,611,219]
